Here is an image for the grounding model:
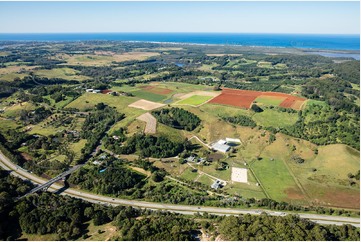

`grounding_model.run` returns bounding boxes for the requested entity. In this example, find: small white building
[86,89,94,92]
[217,139,227,145]
[226,138,241,144]
[92,89,101,93]
[211,180,222,190]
